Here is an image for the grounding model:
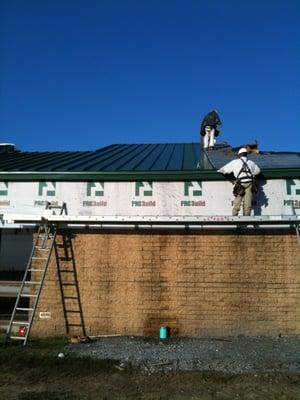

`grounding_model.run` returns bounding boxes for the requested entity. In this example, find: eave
[0,168,299,182]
